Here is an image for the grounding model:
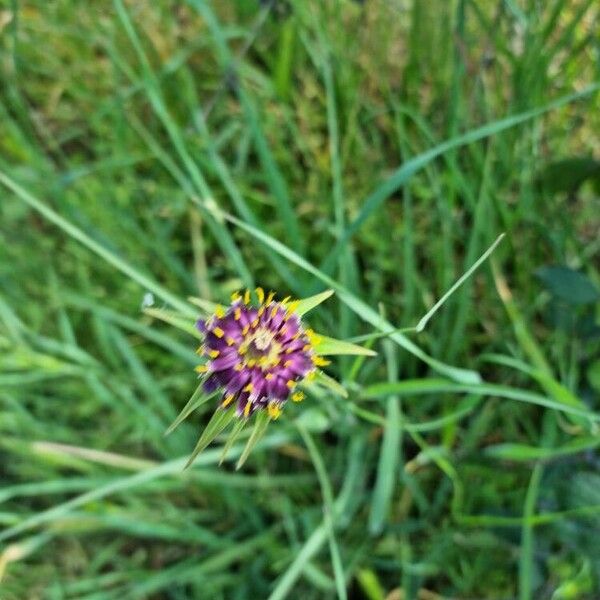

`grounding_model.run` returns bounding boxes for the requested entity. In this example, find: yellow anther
[234,364,243,371]
[292,392,305,403]
[306,329,321,344]
[222,394,235,407]
[194,364,209,373]
[208,349,220,358]
[268,402,281,419]
[265,373,274,380]
[286,300,300,313]
[281,296,291,305]
[244,289,251,304]
[247,359,256,368]
[242,325,250,335]
[271,307,278,319]
[252,319,259,328]
[238,346,247,355]
[243,383,253,393]
[212,327,224,338]
[258,306,265,317]
[226,337,236,346]
[231,291,241,302]
[234,308,241,320]
[283,360,292,368]
[286,380,295,389]
[215,305,225,318]
[195,346,204,355]
[255,287,265,304]
[266,291,276,304]
[303,344,312,352]
[313,356,330,367]
[285,347,295,354]
[306,370,316,381]
[244,401,252,417]
[280,326,288,336]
